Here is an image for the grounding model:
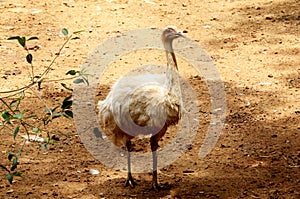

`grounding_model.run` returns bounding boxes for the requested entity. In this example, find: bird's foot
[151,182,161,192]
[124,177,137,188]
[151,182,171,192]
